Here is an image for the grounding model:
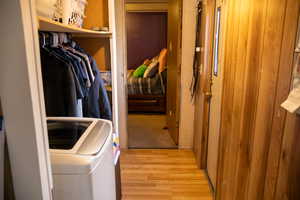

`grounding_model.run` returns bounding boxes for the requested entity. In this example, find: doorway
[125,0,182,149]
